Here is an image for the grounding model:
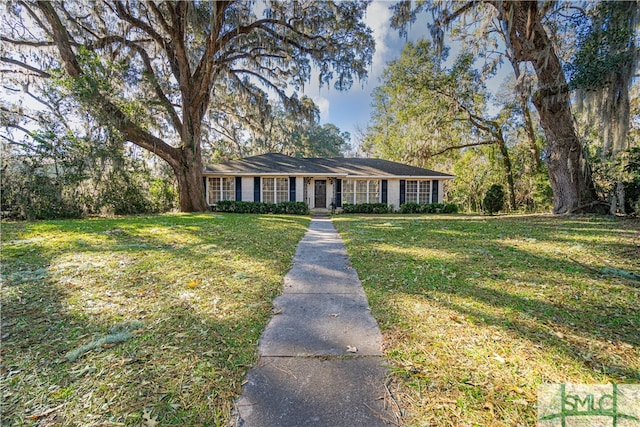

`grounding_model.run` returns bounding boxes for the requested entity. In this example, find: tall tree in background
[365,42,518,209]
[205,96,349,160]
[392,0,600,213]
[568,1,639,214]
[1,1,374,212]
